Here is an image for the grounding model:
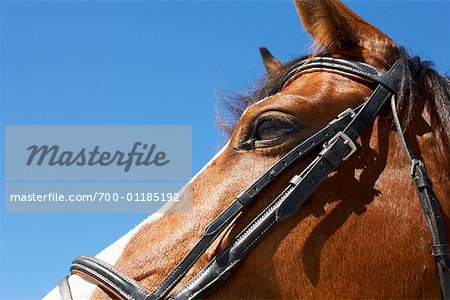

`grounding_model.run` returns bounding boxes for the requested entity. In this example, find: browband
[279,56,400,92]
